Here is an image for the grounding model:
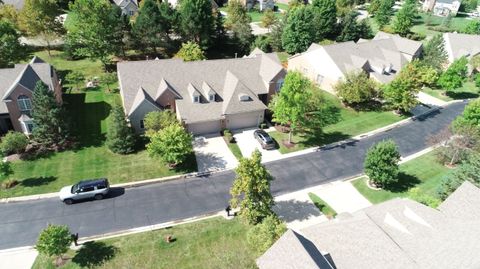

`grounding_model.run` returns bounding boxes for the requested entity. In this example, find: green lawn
[308,192,337,218]
[33,217,257,269]
[270,92,406,154]
[219,6,283,23]
[352,150,451,206]
[423,81,480,102]
[227,140,243,160]
[411,13,472,38]
[0,50,196,198]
